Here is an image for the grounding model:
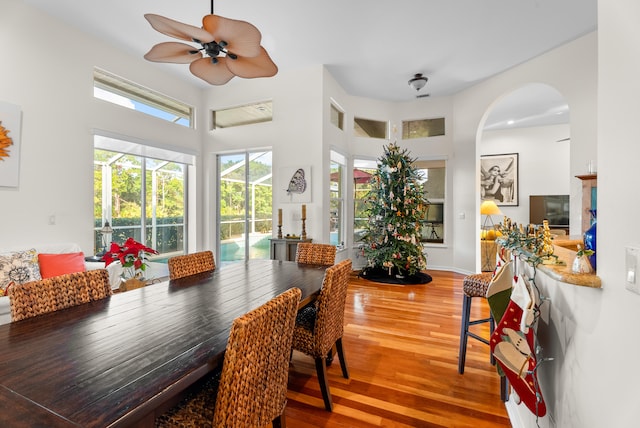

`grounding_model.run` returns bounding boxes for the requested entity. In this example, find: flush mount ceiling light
[408,73,428,92]
[144,0,277,85]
